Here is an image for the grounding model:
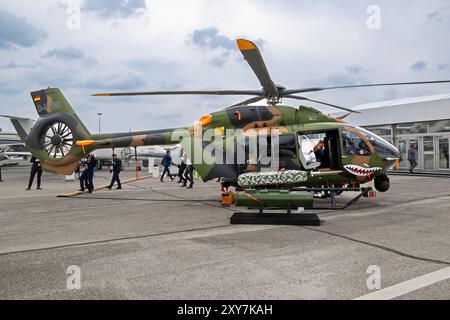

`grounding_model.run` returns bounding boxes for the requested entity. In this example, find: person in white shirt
[306,150,316,164]
[177,148,187,183]
[181,157,194,189]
